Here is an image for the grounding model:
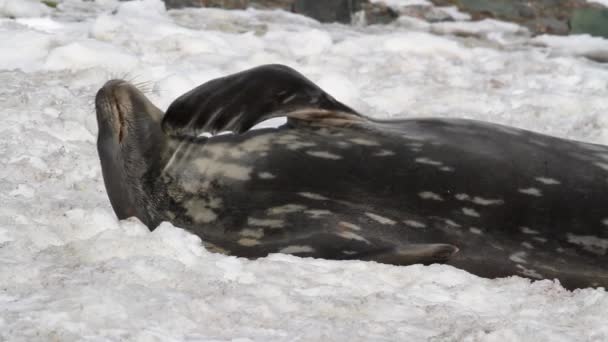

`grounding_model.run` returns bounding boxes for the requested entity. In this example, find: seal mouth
[112,90,127,143]
[96,79,139,145]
